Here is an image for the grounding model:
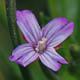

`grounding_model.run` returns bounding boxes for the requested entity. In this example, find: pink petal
[9,43,39,66]
[16,51,39,67]
[46,47,68,64]
[42,17,69,38]
[39,53,61,71]
[47,22,74,47]
[16,10,42,45]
